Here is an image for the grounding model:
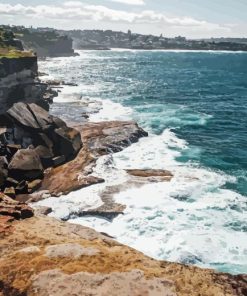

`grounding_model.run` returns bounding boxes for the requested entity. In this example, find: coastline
[1,51,247,295]
[36,53,247,275]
